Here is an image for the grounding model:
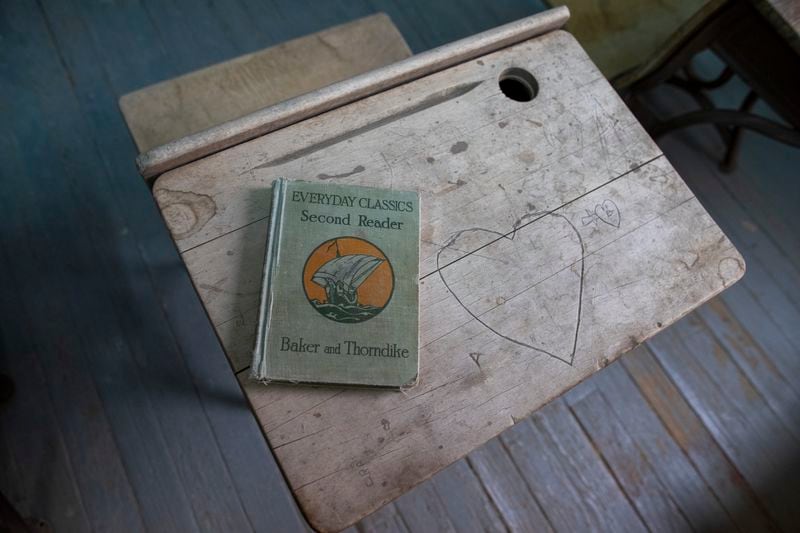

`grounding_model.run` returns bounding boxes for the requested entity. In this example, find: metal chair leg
[721,90,759,172]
